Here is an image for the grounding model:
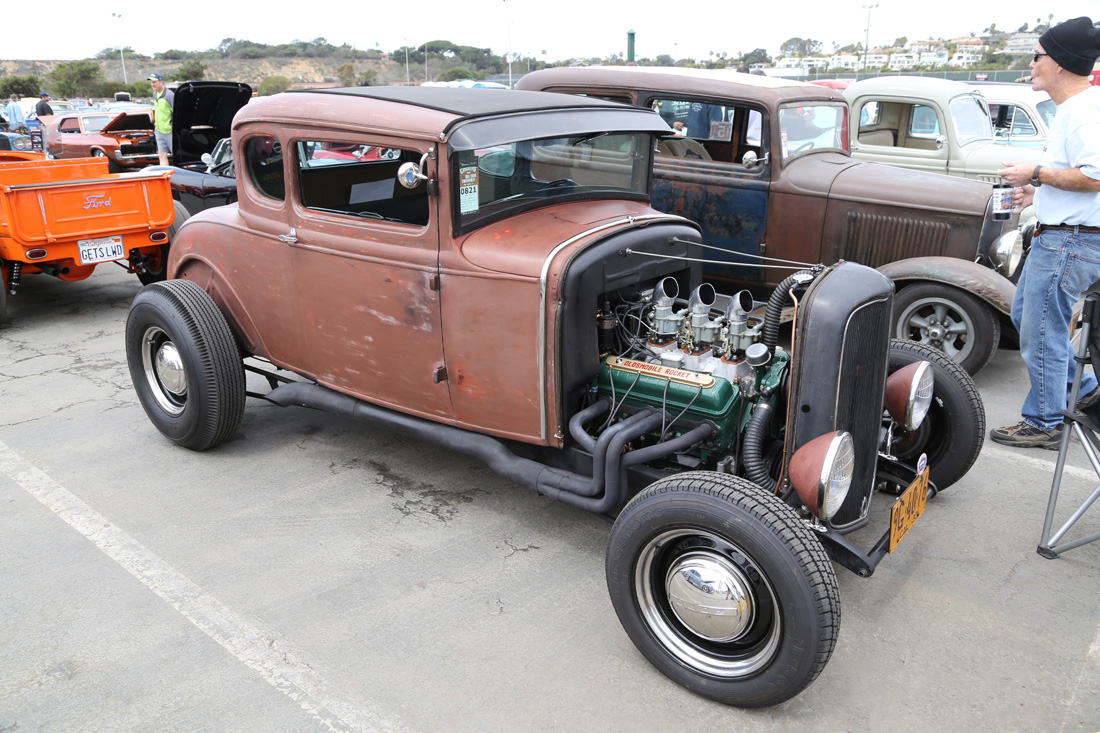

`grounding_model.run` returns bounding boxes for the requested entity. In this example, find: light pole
[861,3,878,77]
[111,13,128,84]
[404,39,410,85]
